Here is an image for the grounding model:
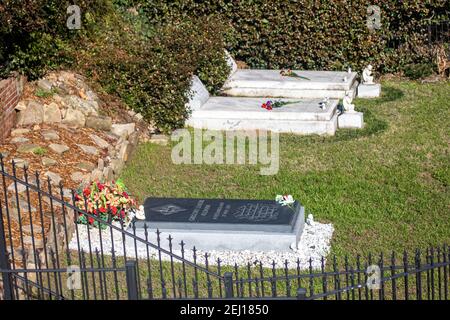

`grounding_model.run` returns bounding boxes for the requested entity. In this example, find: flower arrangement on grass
[280,69,310,80]
[75,179,137,229]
